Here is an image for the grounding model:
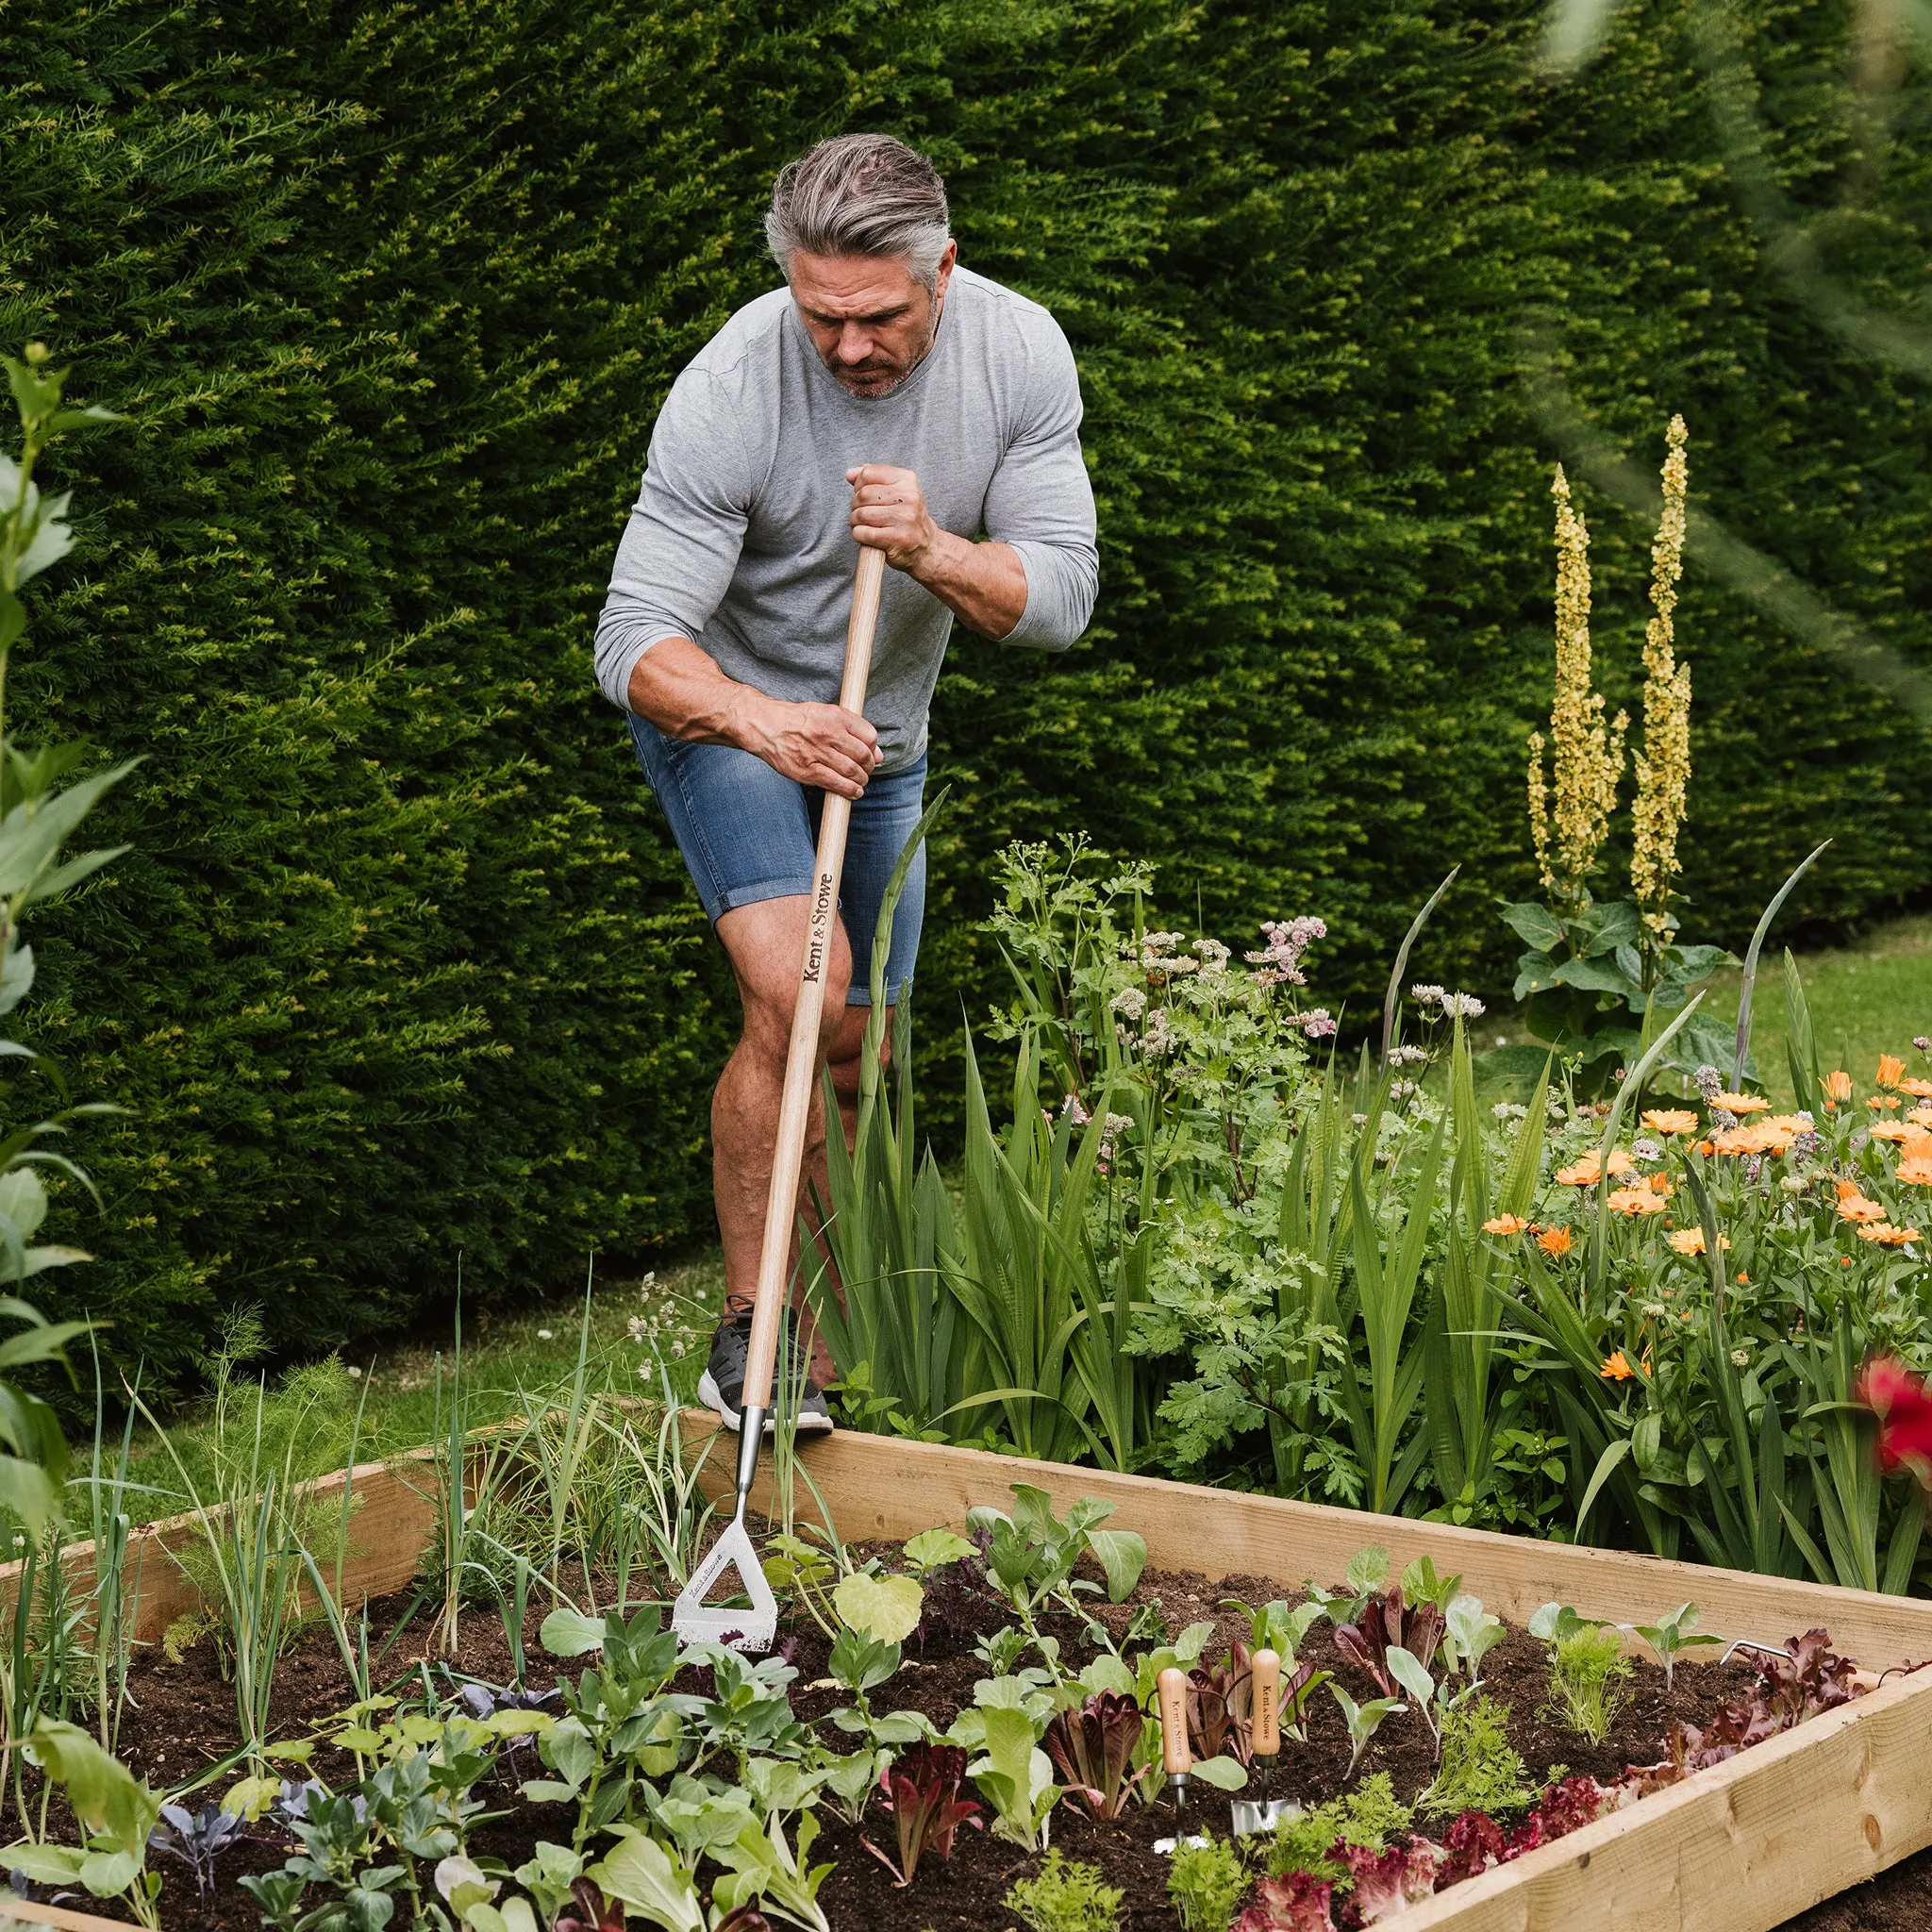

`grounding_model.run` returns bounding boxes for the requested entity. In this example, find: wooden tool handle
[741,544,887,1415]
[1251,1647,1281,1757]
[1157,1666,1192,1774]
